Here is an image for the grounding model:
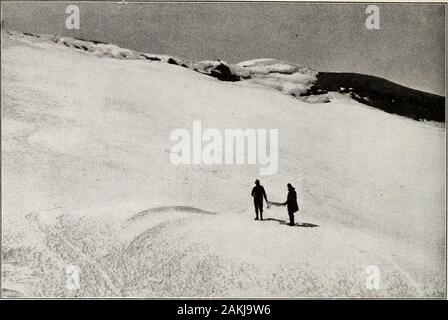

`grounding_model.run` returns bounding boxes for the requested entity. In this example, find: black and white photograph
[0,1,446,300]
